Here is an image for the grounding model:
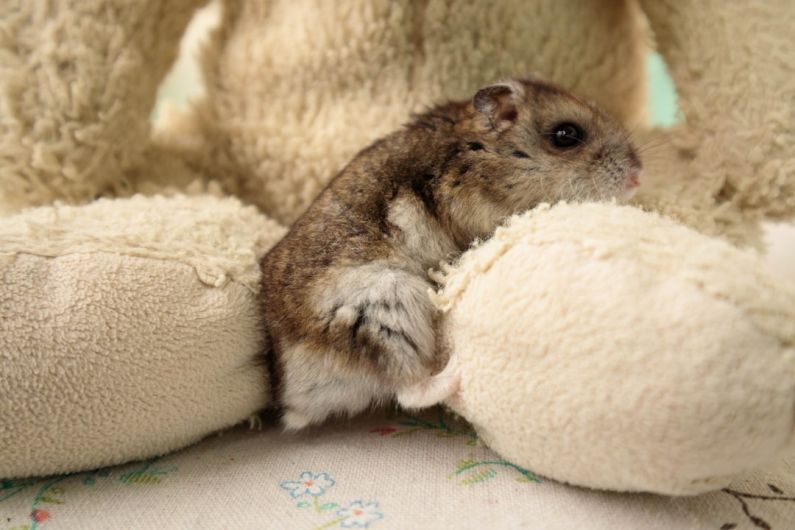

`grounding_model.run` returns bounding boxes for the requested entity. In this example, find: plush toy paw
[412,202,795,495]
